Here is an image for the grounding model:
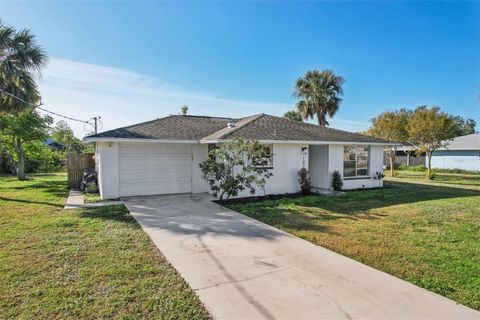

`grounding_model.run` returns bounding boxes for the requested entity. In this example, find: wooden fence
[67,153,95,189]
[383,152,426,168]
